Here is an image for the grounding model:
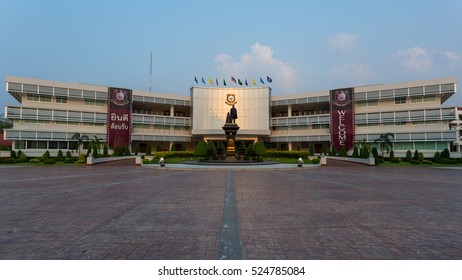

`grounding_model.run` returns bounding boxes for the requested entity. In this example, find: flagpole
[149,51,152,92]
